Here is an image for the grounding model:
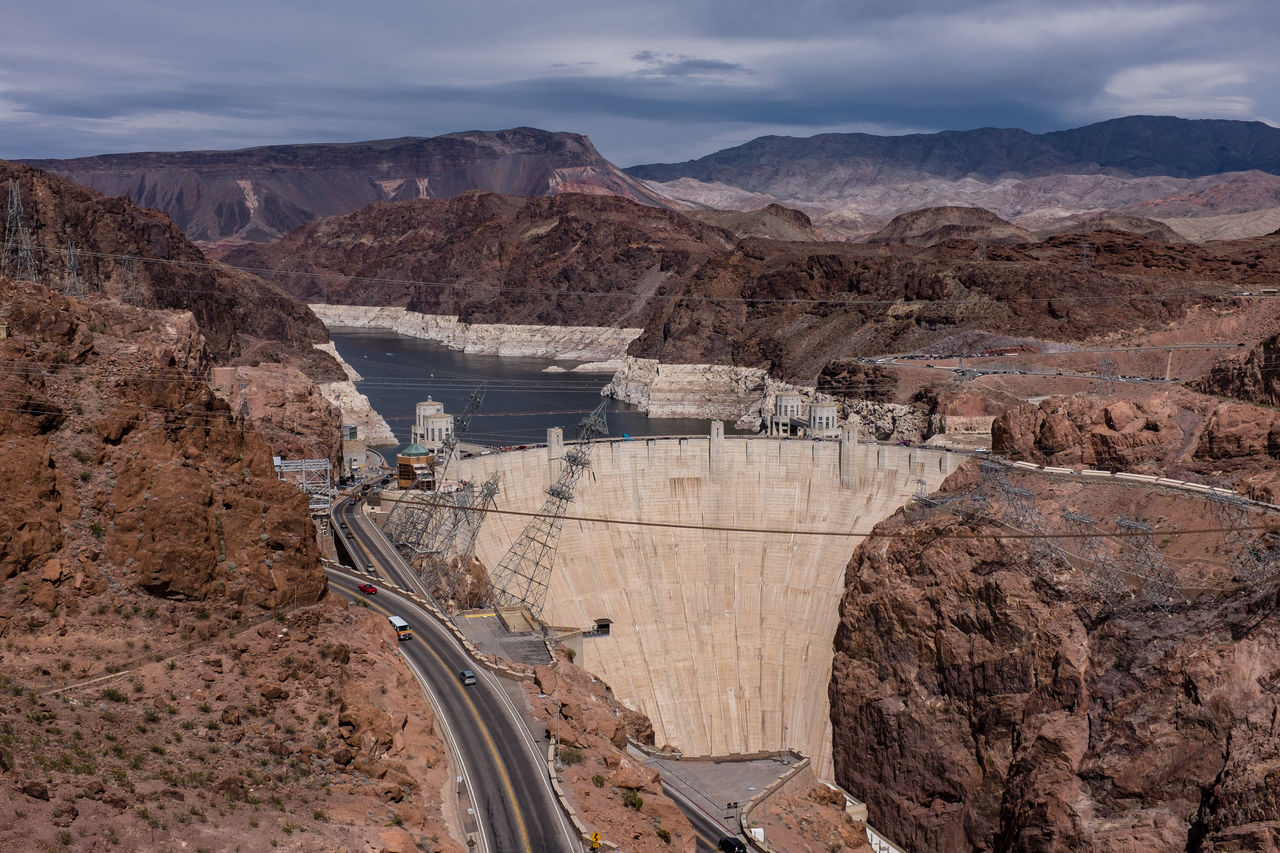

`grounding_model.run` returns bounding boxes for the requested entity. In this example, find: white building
[769,393,841,438]
[410,397,454,450]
